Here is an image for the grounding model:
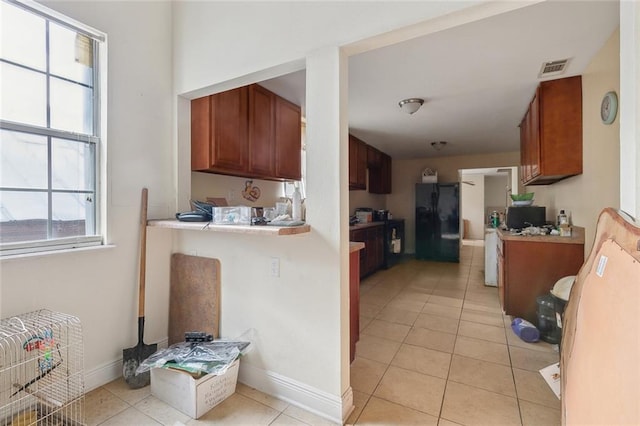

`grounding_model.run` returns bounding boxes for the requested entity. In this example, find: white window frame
[0,0,107,257]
